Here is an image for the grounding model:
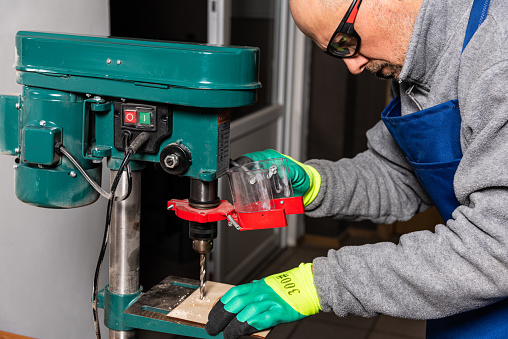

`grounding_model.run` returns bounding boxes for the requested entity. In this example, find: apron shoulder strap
[462,0,491,52]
